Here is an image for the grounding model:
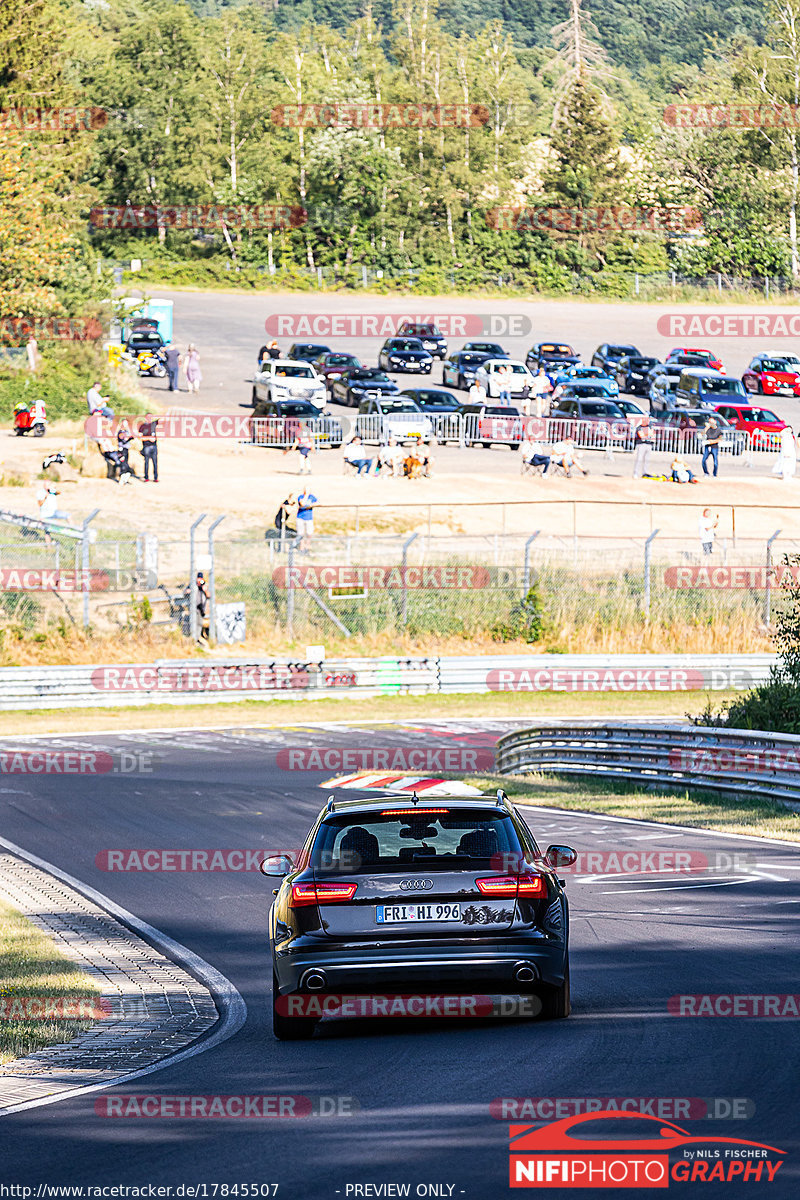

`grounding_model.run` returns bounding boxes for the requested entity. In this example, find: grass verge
[0,687,739,736]
[471,771,800,842]
[0,898,102,1065]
